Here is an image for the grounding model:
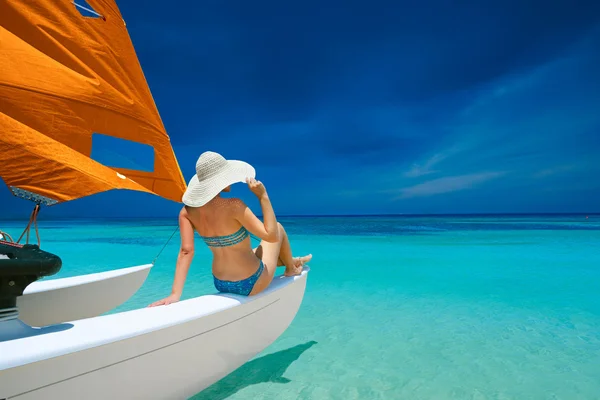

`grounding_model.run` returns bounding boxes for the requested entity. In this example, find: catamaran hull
[0,269,308,400]
[17,264,152,327]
